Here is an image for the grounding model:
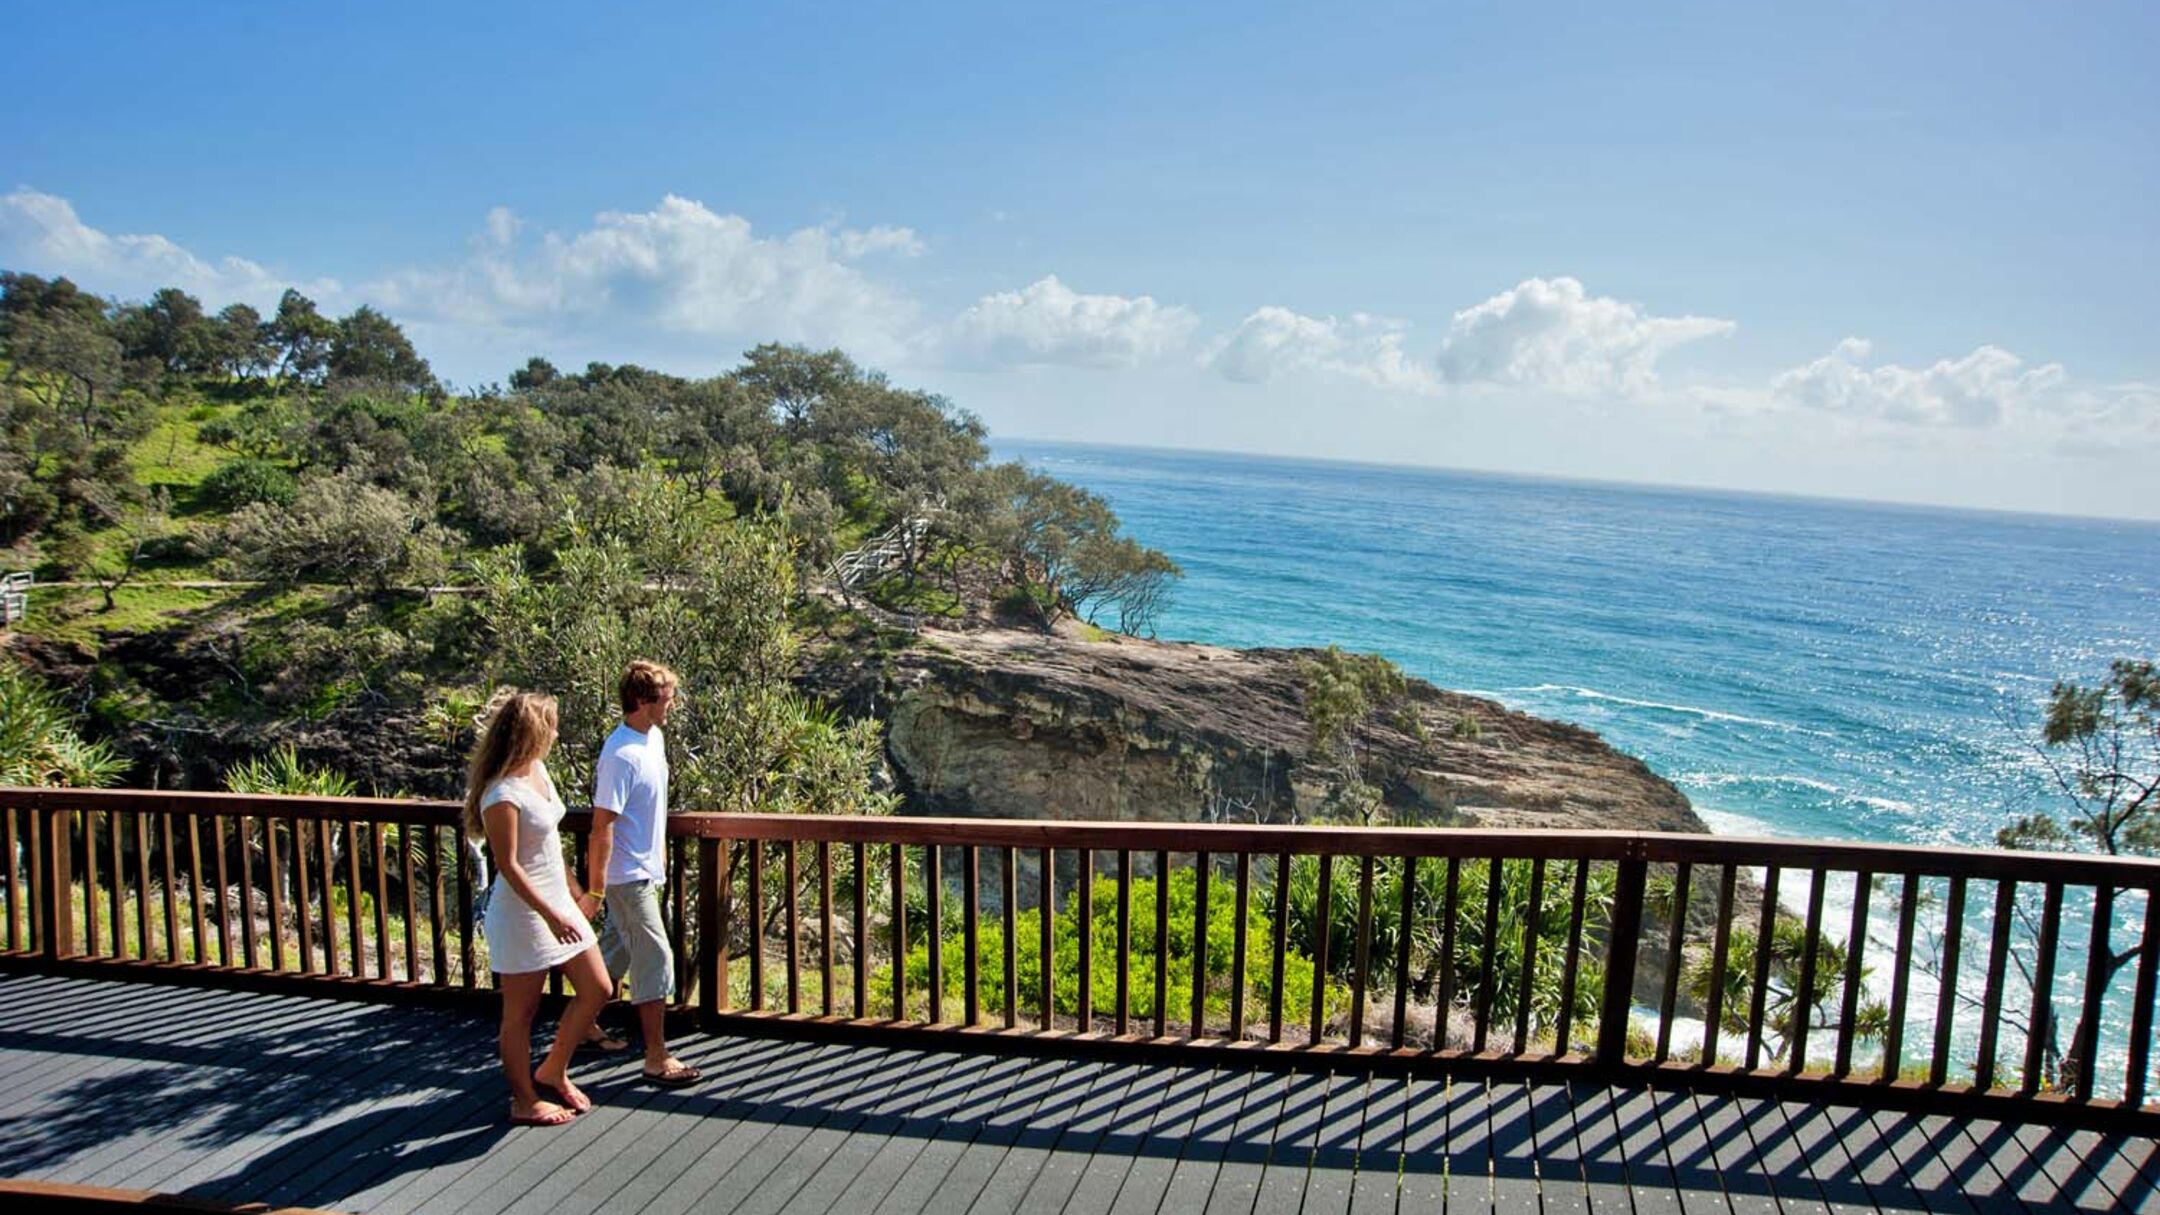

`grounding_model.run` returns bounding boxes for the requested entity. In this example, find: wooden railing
[3,787,2157,1132]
